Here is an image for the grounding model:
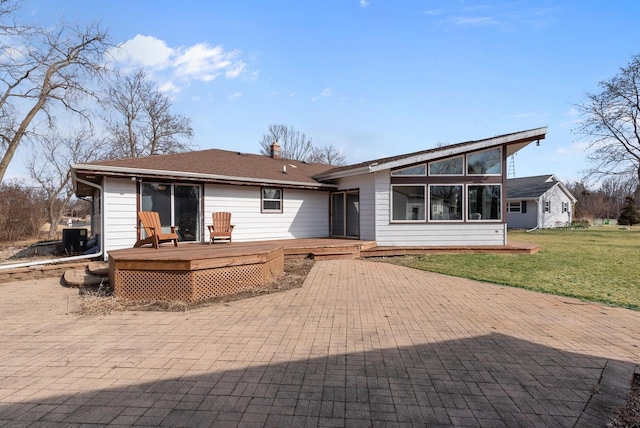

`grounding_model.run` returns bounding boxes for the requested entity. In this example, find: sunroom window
[391,164,426,176]
[429,185,463,221]
[467,185,501,220]
[392,185,425,221]
[467,148,501,175]
[429,156,463,175]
